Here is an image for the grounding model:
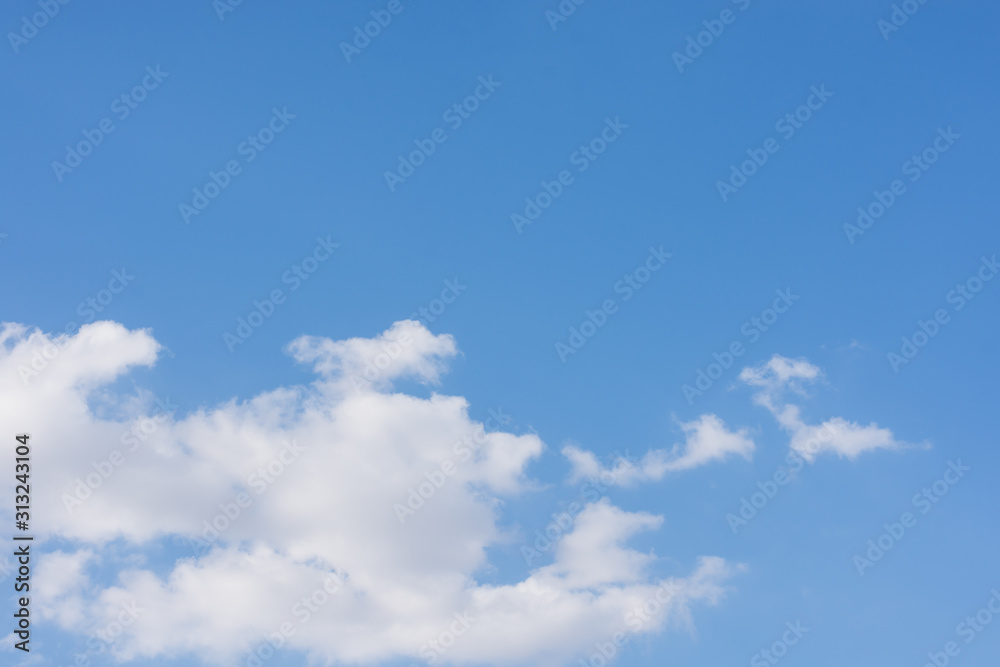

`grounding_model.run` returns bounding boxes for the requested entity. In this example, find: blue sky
[2,1,999,666]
